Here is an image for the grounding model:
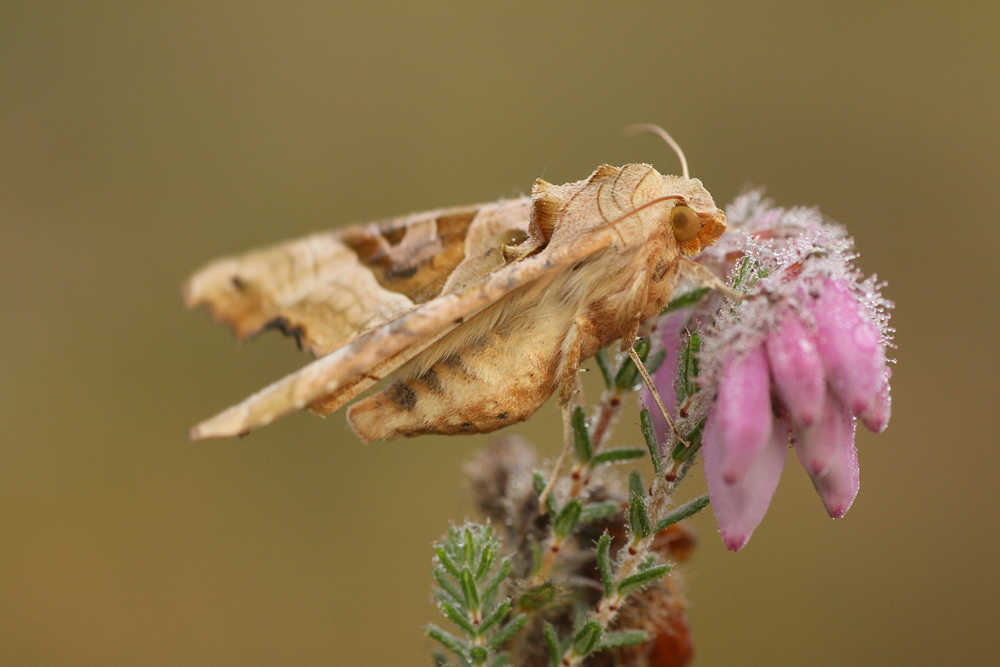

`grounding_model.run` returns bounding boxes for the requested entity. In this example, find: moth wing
[184,200,529,356]
[188,222,623,440]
